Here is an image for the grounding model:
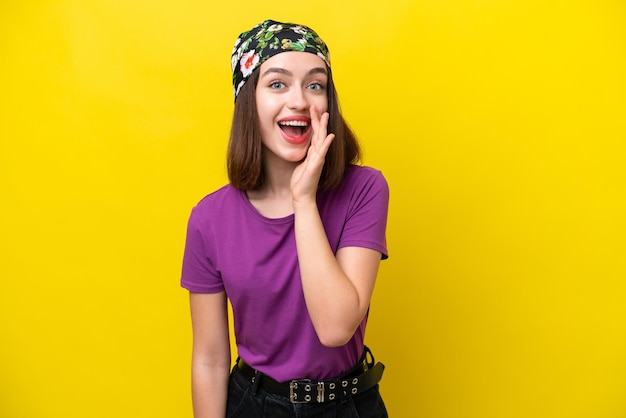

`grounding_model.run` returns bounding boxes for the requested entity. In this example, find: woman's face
[255,51,329,164]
